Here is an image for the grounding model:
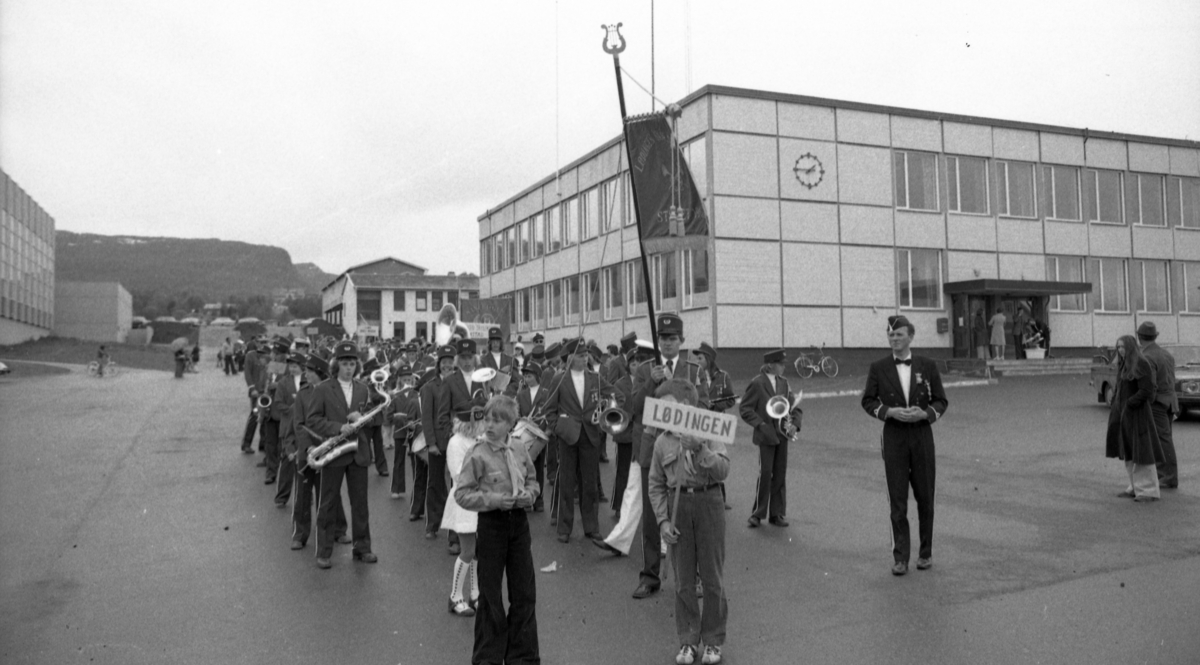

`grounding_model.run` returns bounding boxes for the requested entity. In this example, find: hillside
[55,231,333,300]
